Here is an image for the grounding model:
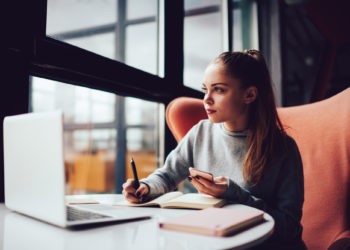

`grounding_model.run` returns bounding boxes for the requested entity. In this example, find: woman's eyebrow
[202,82,229,88]
[211,83,229,87]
